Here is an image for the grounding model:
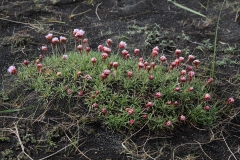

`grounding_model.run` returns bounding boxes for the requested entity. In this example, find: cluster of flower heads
[7,28,236,128]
